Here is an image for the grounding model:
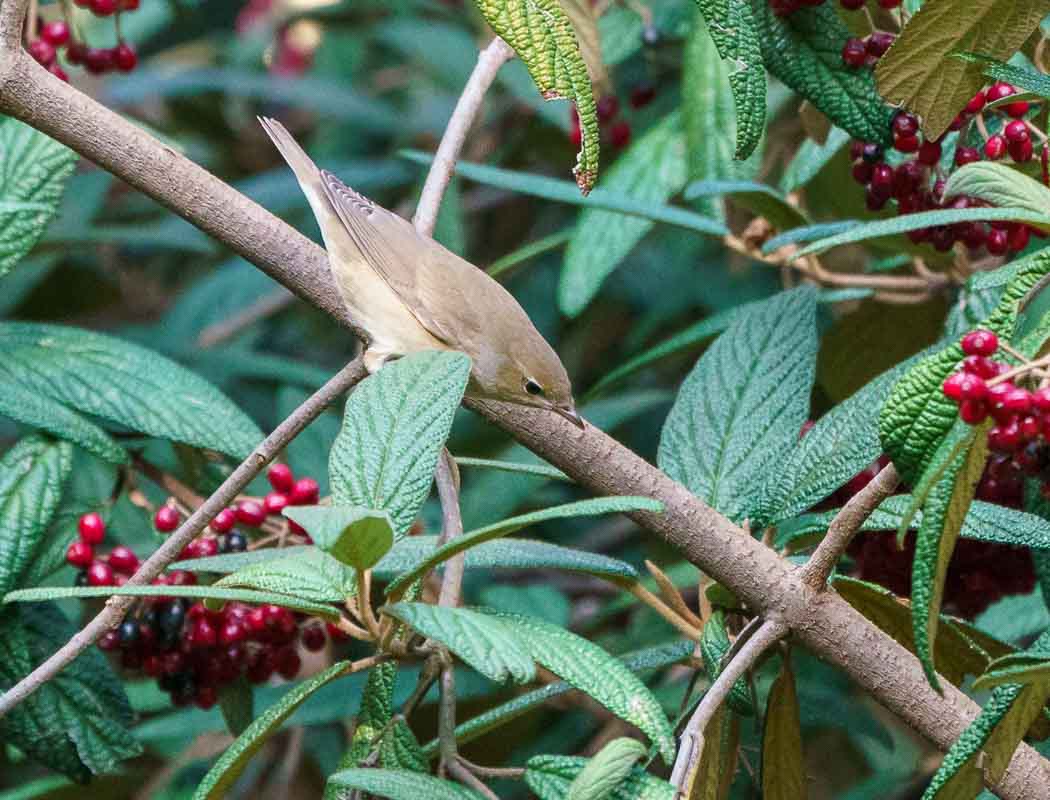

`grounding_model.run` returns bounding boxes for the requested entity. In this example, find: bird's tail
[258,116,324,198]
